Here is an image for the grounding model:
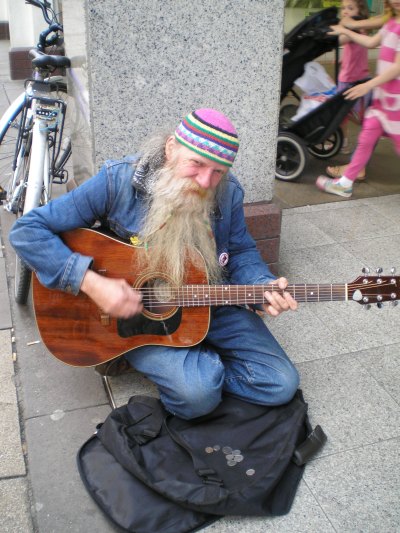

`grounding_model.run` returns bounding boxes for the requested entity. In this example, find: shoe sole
[316,177,352,198]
